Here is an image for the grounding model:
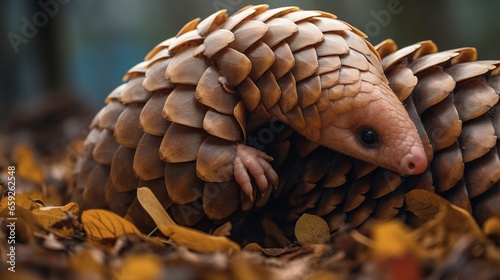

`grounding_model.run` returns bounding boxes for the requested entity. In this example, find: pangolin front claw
[233,144,279,201]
